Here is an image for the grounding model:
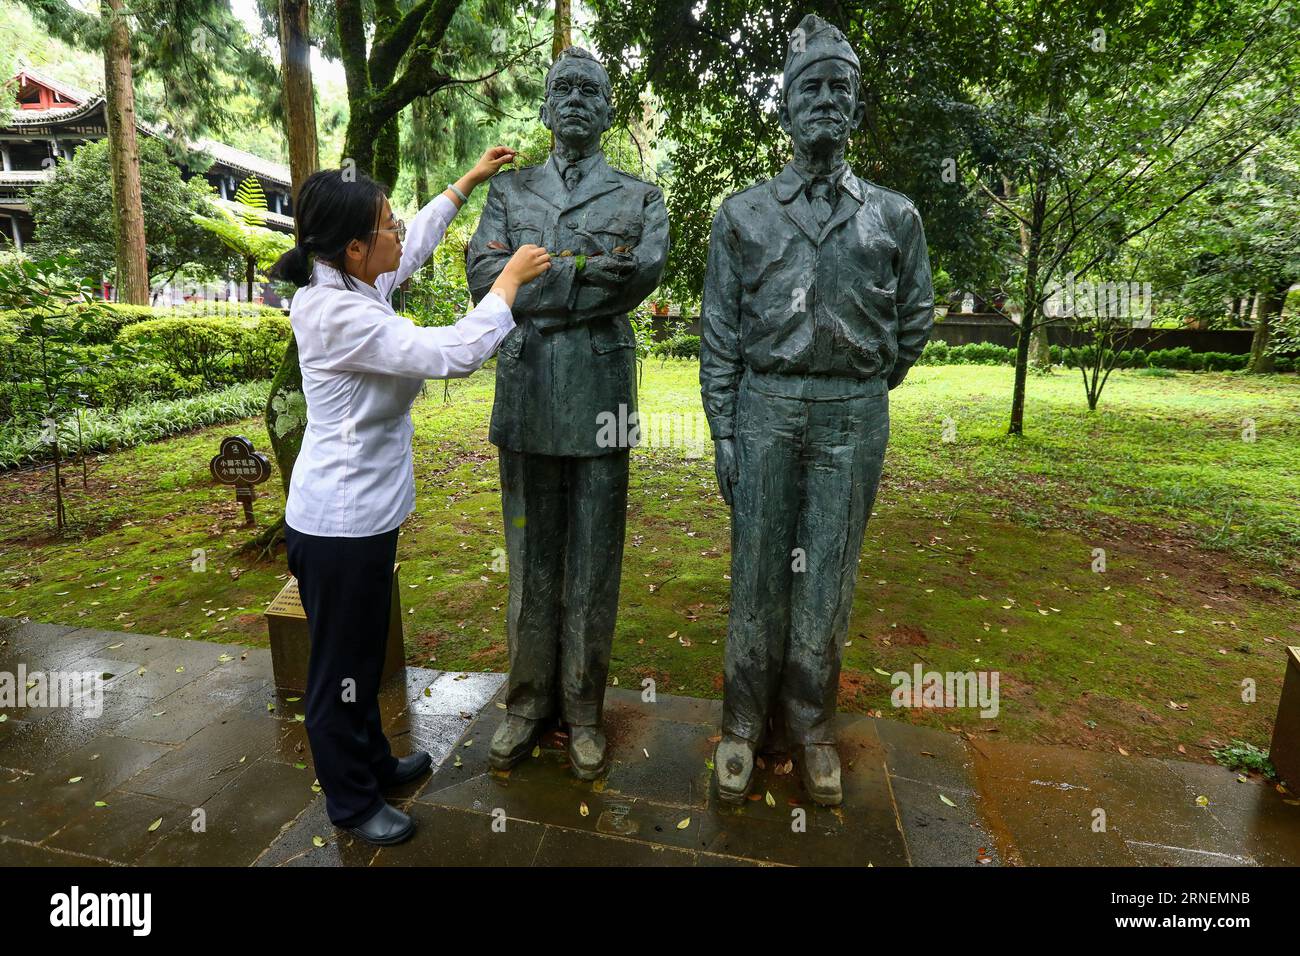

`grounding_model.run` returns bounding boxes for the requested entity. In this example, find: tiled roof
[6,97,104,126]
[0,169,54,186]
[6,70,291,188]
[11,66,94,106]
